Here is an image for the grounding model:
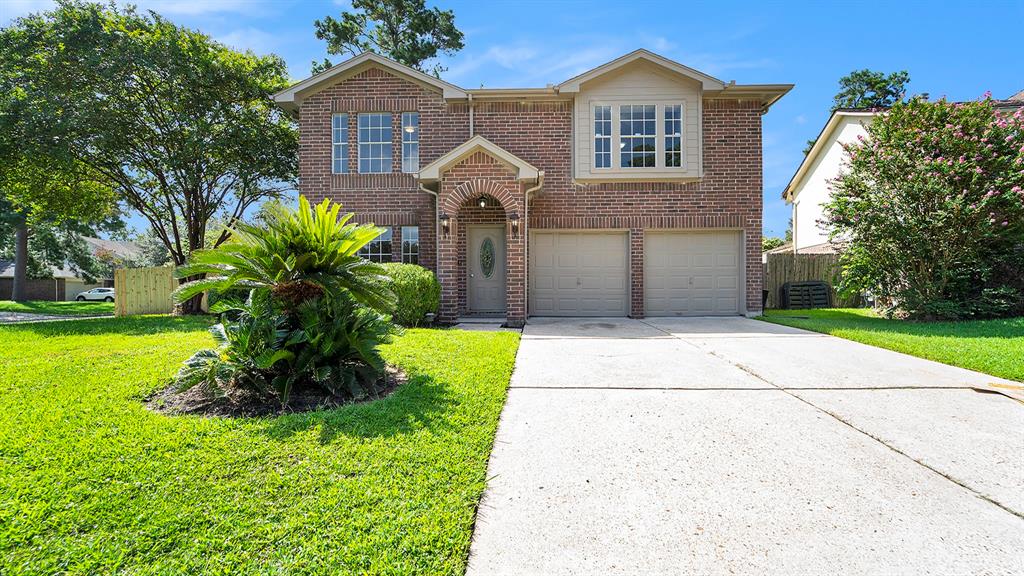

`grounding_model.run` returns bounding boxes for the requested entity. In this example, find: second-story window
[358,113,392,173]
[332,113,348,174]
[402,112,419,173]
[664,105,682,168]
[594,105,612,168]
[620,105,656,168]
